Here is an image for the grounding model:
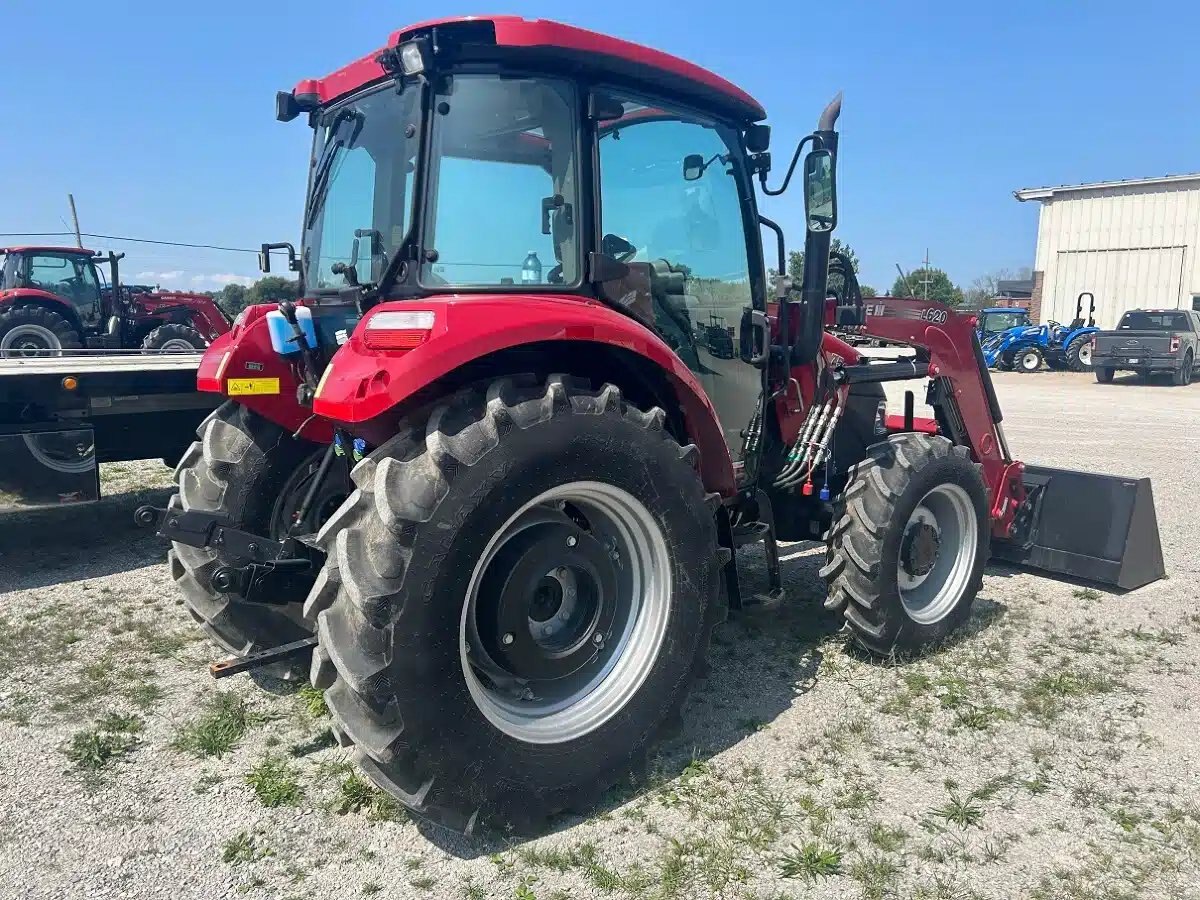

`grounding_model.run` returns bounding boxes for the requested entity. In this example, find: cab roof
[1,246,95,256]
[291,15,766,123]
